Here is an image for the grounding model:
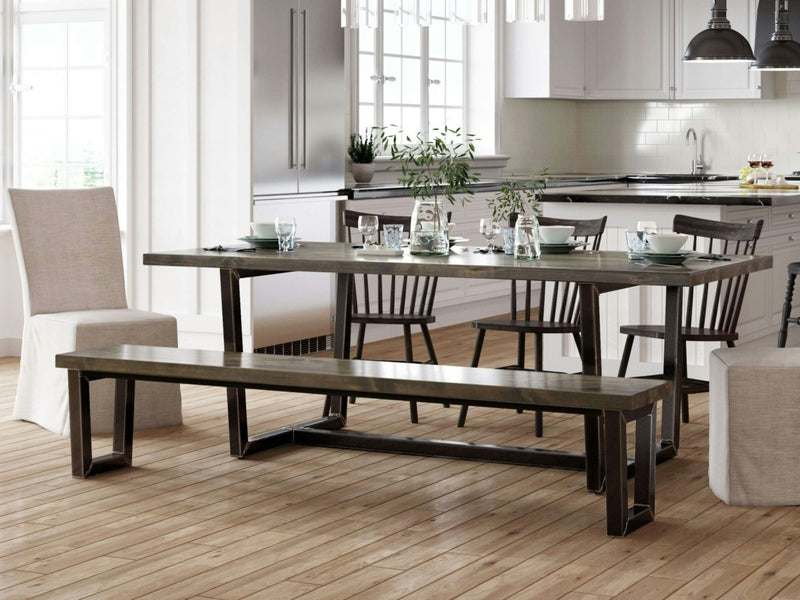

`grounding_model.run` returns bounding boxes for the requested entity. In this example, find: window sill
[351,155,510,187]
[372,154,509,172]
